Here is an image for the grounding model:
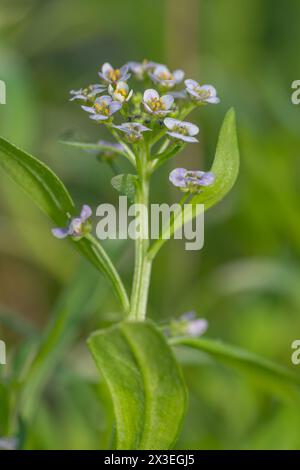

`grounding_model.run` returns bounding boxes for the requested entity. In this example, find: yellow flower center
[174,125,188,136]
[198,87,211,99]
[94,102,109,115]
[117,87,127,98]
[108,69,121,82]
[150,97,165,111]
[158,71,173,81]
